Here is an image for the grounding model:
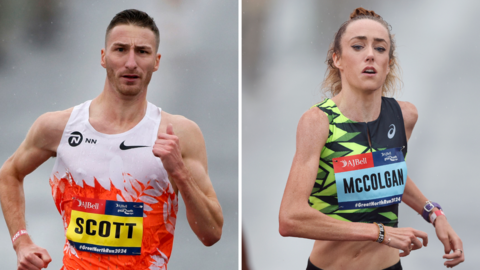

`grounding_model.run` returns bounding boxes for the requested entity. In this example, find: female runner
[279,8,464,270]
